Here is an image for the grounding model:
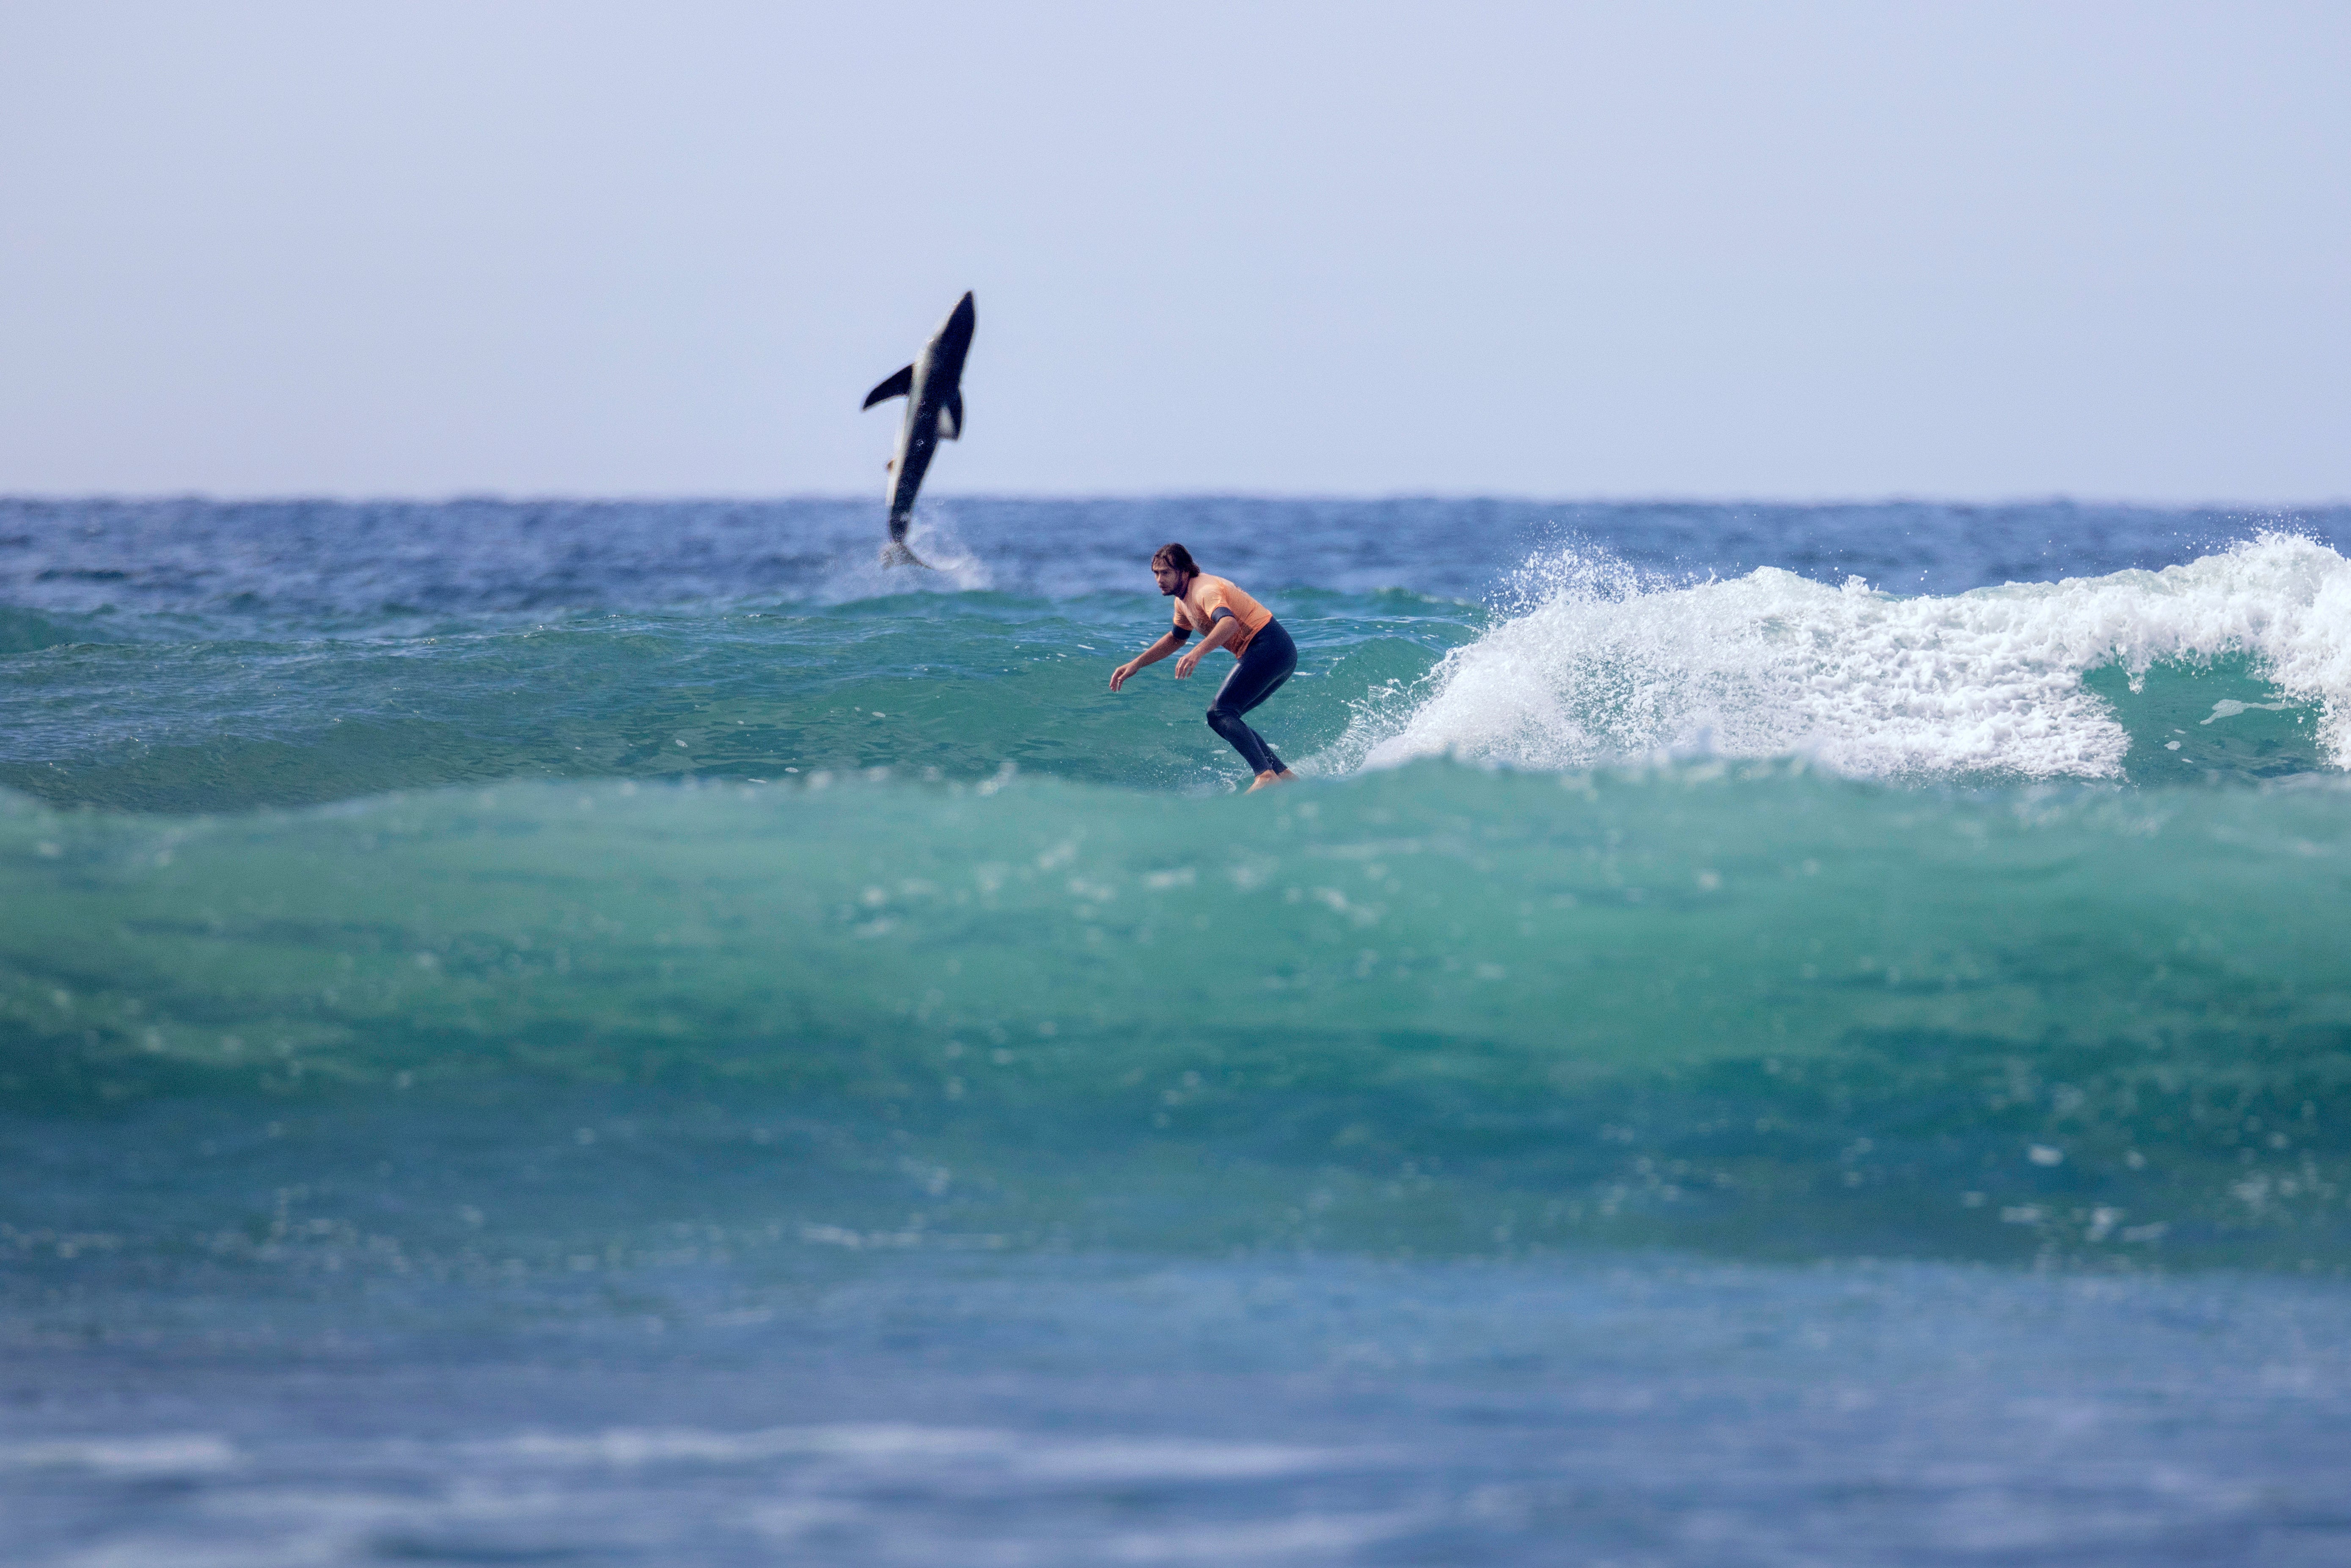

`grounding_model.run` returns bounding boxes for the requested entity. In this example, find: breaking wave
[1336,533,2351,782]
